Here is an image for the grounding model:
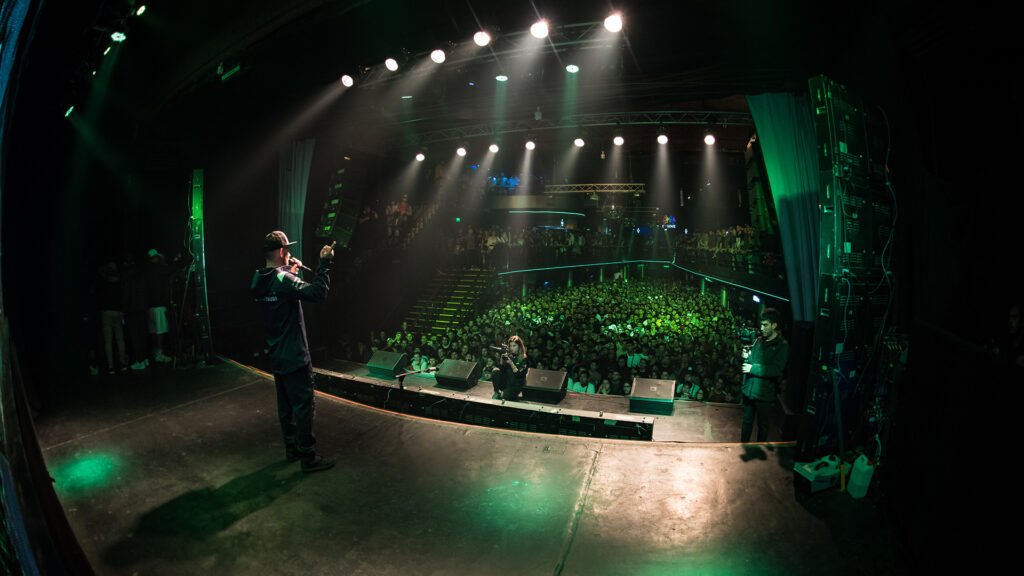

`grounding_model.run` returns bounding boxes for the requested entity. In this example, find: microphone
[288,257,312,273]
